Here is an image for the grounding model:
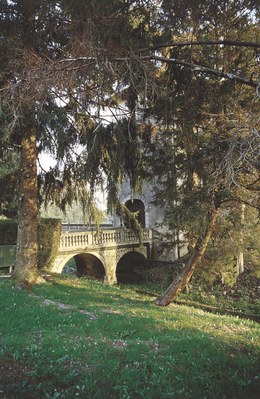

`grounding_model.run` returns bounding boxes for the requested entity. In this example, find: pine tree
[0,0,92,283]
[0,0,157,284]
[143,0,259,305]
